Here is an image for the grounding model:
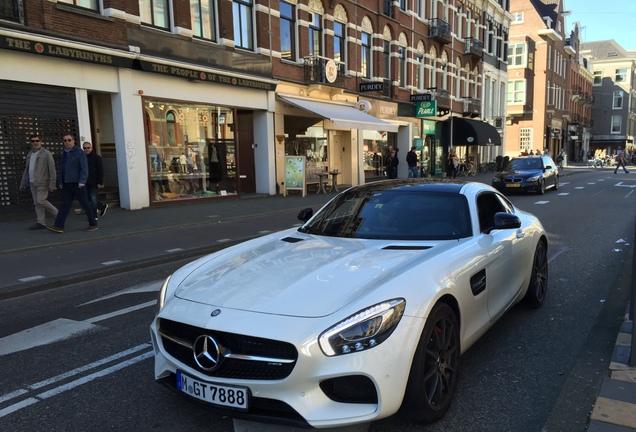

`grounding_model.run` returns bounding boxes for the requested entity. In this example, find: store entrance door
[236,111,256,193]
